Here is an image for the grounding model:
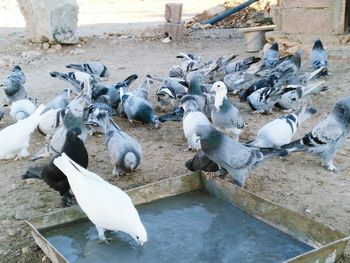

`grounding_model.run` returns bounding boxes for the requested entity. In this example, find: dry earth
[0,1,350,263]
